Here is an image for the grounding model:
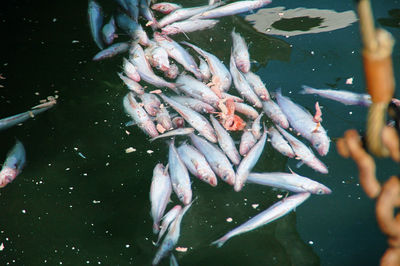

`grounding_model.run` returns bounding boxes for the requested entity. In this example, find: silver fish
[92,42,129,61]
[117,72,144,94]
[247,171,332,194]
[152,201,192,265]
[177,143,218,186]
[123,92,159,137]
[192,0,272,19]
[176,75,219,106]
[158,3,222,28]
[139,0,159,29]
[151,3,182,14]
[145,43,170,72]
[115,13,149,45]
[0,140,26,188]
[156,205,182,245]
[276,89,330,156]
[150,163,172,234]
[140,93,161,116]
[170,96,216,114]
[251,113,263,139]
[231,29,250,73]
[150,128,195,142]
[262,99,289,129]
[268,126,295,158]
[239,129,257,156]
[154,33,203,80]
[198,56,211,81]
[234,130,267,192]
[88,0,104,49]
[190,134,235,185]
[230,53,262,108]
[211,192,310,247]
[244,71,270,100]
[0,103,55,131]
[181,41,231,92]
[234,102,258,120]
[102,16,116,46]
[164,63,179,79]
[123,57,141,82]
[130,44,178,91]
[210,115,241,165]
[170,253,179,266]
[161,19,219,35]
[300,85,372,106]
[156,105,173,131]
[276,125,328,174]
[168,140,192,205]
[160,95,217,143]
